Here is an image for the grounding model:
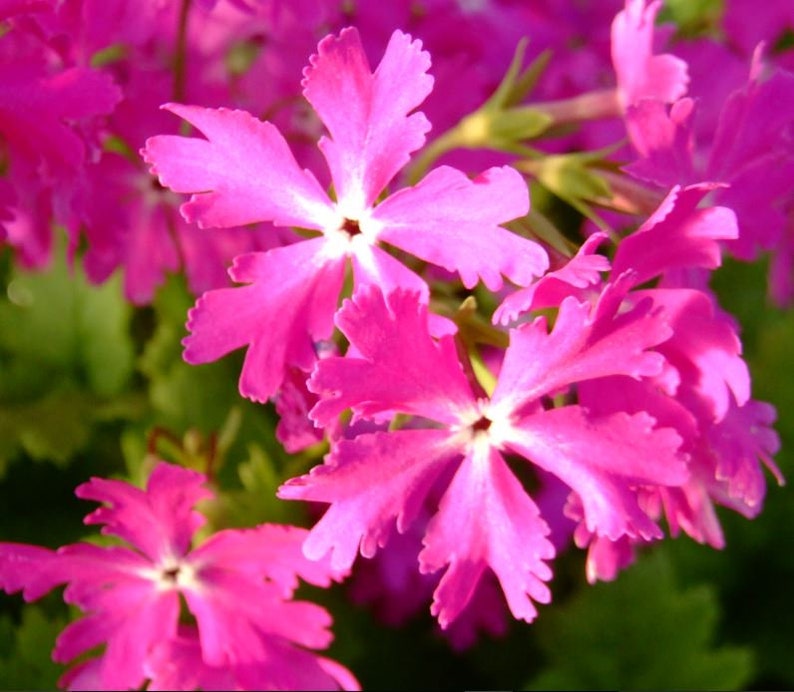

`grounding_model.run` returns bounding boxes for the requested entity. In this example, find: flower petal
[611,0,689,108]
[494,232,610,324]
[76,462,212,562]
[503,407,687,541]
[492,294,669,415]
[420,442,554,627]
[374,165,544,290]
[142,103,336,230]
[0,543,60,601]
[308,286,476,427]
[183,239,346,403]
[279,429,461,571]
[303,27,433,211]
